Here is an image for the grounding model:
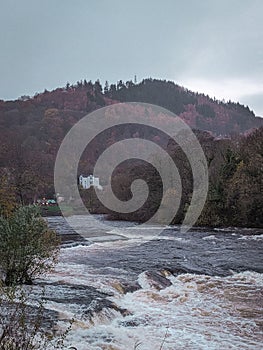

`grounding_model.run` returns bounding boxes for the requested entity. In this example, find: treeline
[199,127,262,228]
